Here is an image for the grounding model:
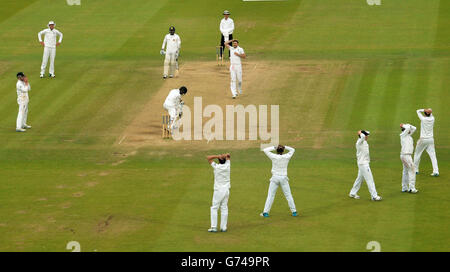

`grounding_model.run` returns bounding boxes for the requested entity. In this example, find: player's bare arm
[224,39,233,48]
[207,155,220,164]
